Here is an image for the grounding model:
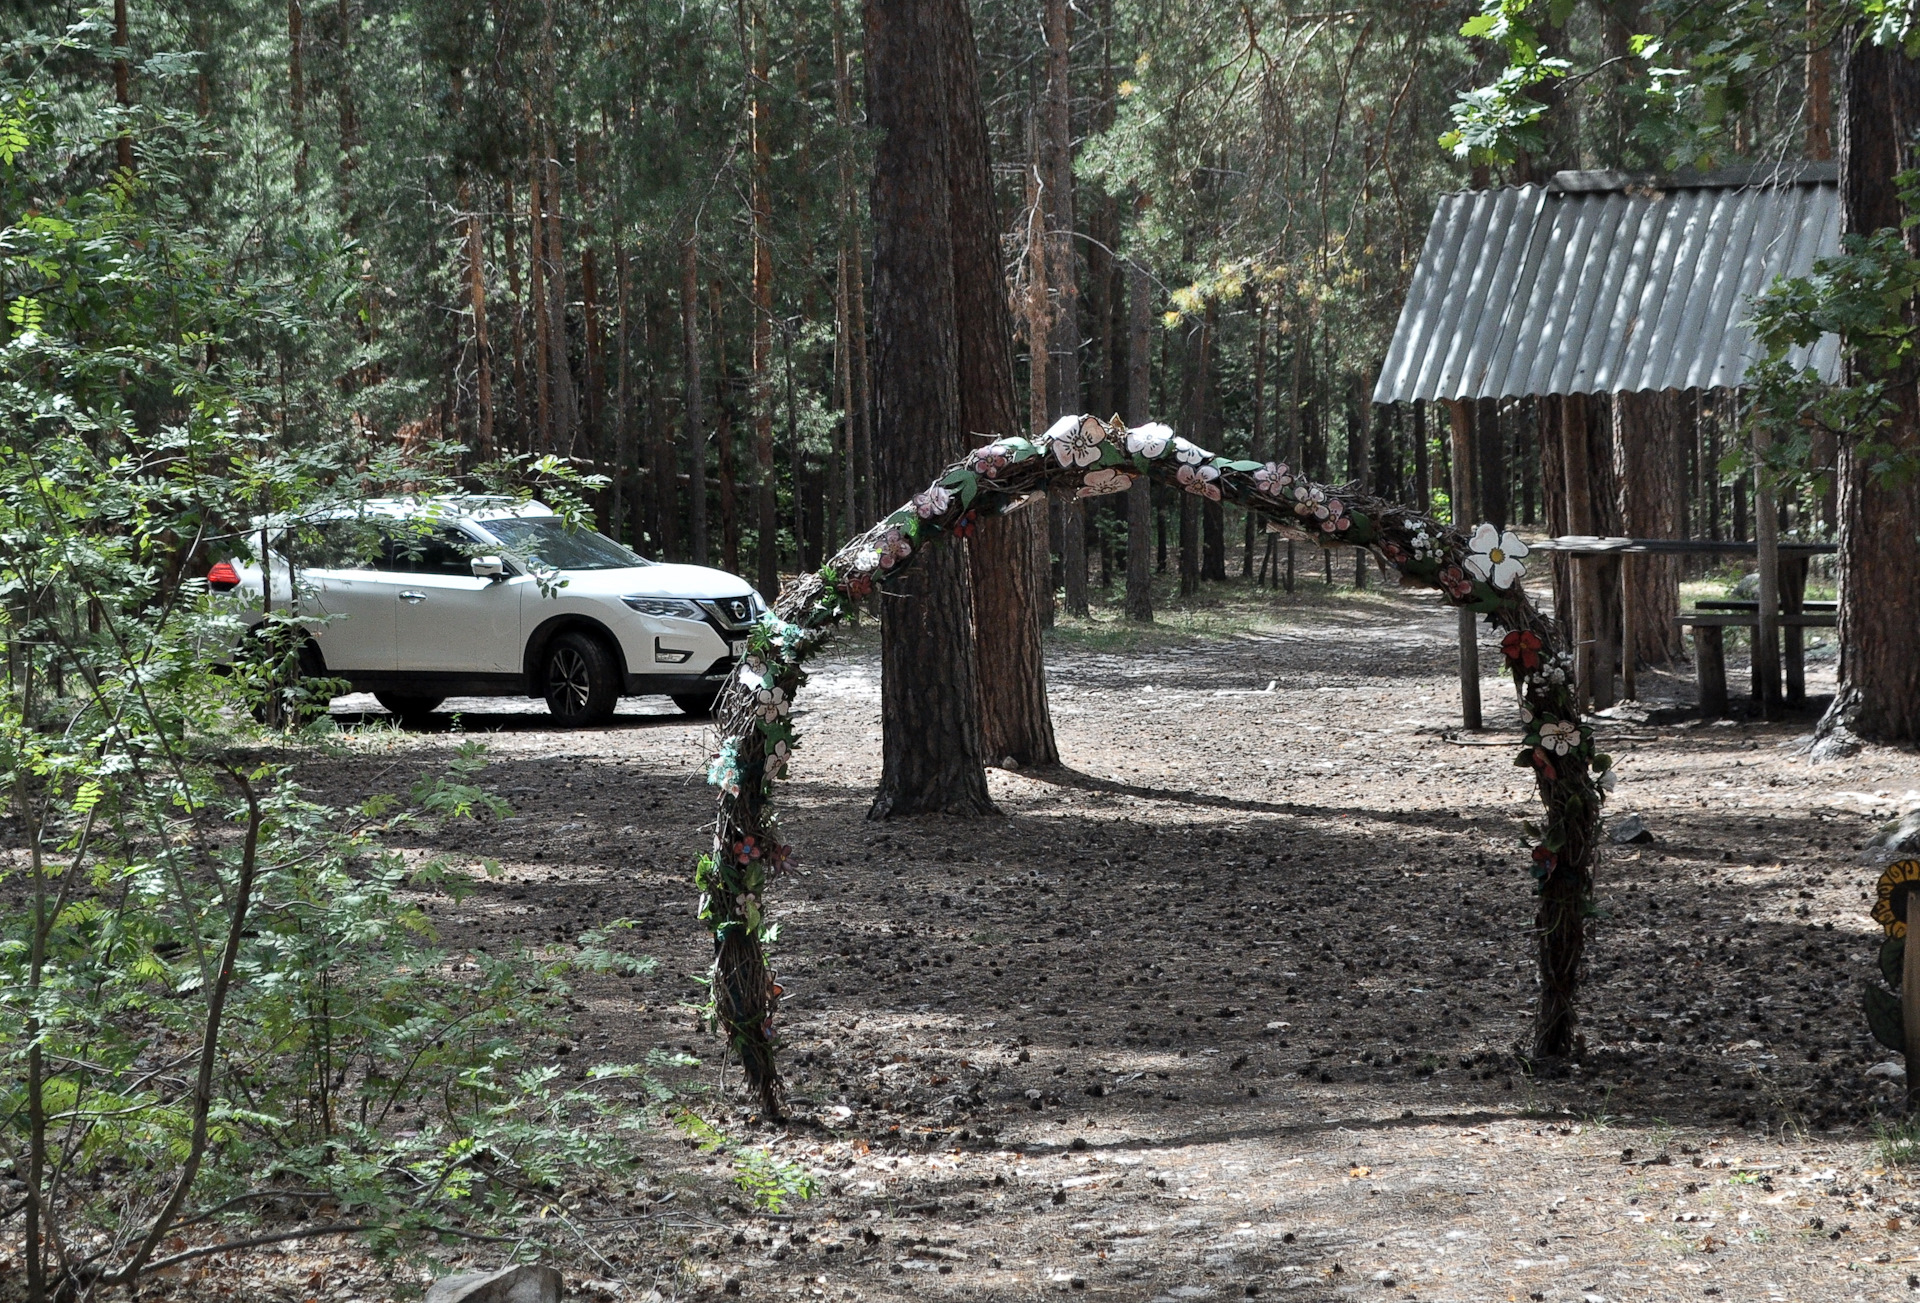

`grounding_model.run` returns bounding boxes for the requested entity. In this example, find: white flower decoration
[1124,422,1173,458]
[1464,523,1529,588]
[1076,467,1134,499]
[912,485,952,518]
[1049,413,1107,468]
[1410,529,1439,561]
[1171,437,1211,466]
[1598,767,1618,792]
[755,684,789,722]
[1539,718,1581,755]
